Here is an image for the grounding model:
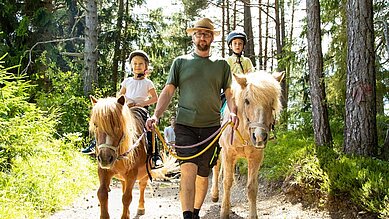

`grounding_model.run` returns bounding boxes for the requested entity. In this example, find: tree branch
[21,37,84,74]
